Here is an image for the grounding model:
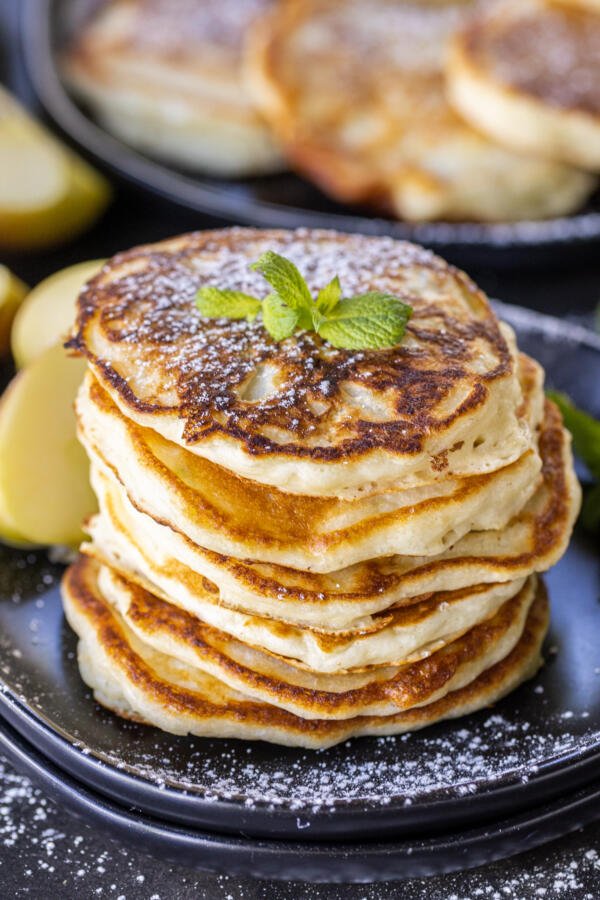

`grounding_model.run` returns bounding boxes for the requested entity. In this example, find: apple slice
[0,342,96,546]
[0,265,28,357]
[0,85,111,250]
[11,259,104,369]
